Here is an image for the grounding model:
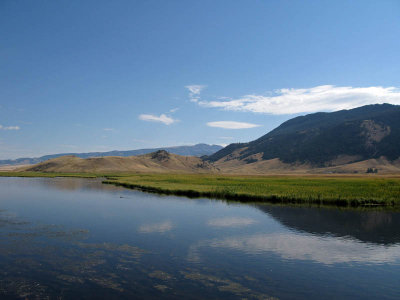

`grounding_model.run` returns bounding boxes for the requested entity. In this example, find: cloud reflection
[207,217,257,228]
[189,233,400,265]
[138,221,173,233]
